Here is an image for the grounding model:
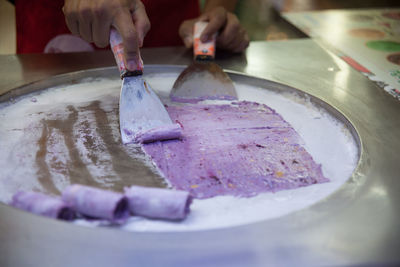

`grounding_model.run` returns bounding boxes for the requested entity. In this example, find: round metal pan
[0,65,363,265]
